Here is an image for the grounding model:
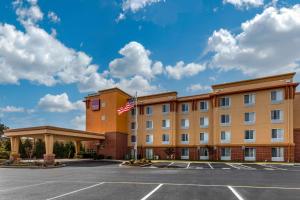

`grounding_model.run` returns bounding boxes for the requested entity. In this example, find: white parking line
[259,164,286,170]
[46,182,104,200]
[238,164,255,170]
[186,162,191,168]
[208,163,214,169]
[226,163,240,169]
[140,184,163,200]
[0,181,52,192]
[228,186,244,200]
[168,162,174,167]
